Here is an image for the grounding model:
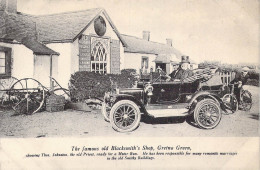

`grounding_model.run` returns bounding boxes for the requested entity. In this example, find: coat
[174,69,194,81]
